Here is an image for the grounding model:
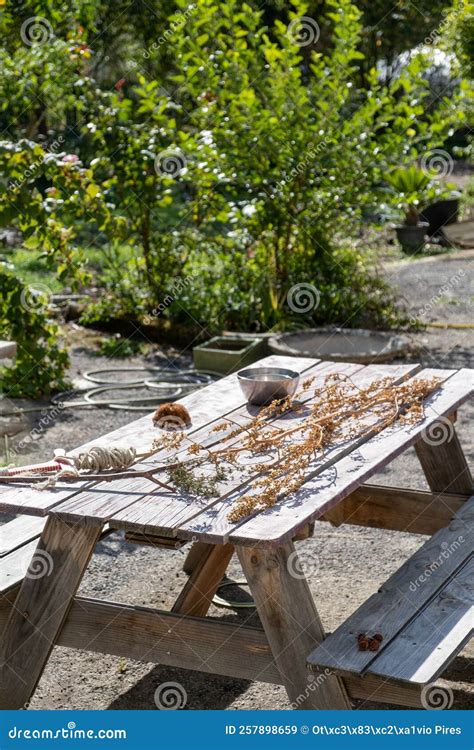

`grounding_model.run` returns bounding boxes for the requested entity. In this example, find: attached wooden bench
[307,495,473,695]
[0,515,110,605]
[0,516,46,596]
